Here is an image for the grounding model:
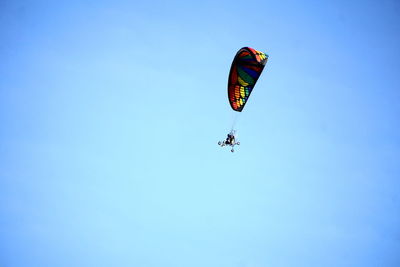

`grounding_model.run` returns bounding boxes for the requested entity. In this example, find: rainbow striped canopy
[228,47,268,112]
